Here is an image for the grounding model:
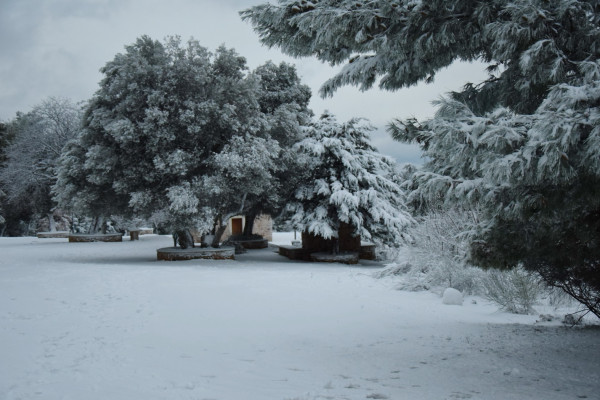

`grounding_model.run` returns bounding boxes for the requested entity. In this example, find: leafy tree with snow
[242,0,600,317]
[200,134,283,245]
[286,113,412,251]
[191,61,312,245]
[0,98,81,234]
[0,194,4,228]
[56,36,264,247]
[238,61,312,237]
[55,36,309,248]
